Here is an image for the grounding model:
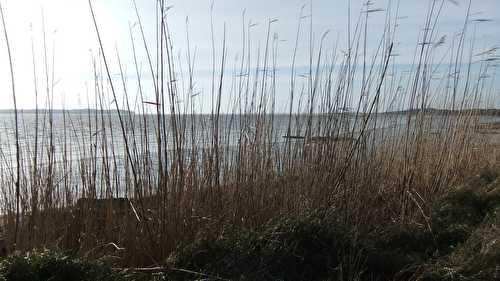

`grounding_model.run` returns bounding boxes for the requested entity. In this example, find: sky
[0,0,499,112]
